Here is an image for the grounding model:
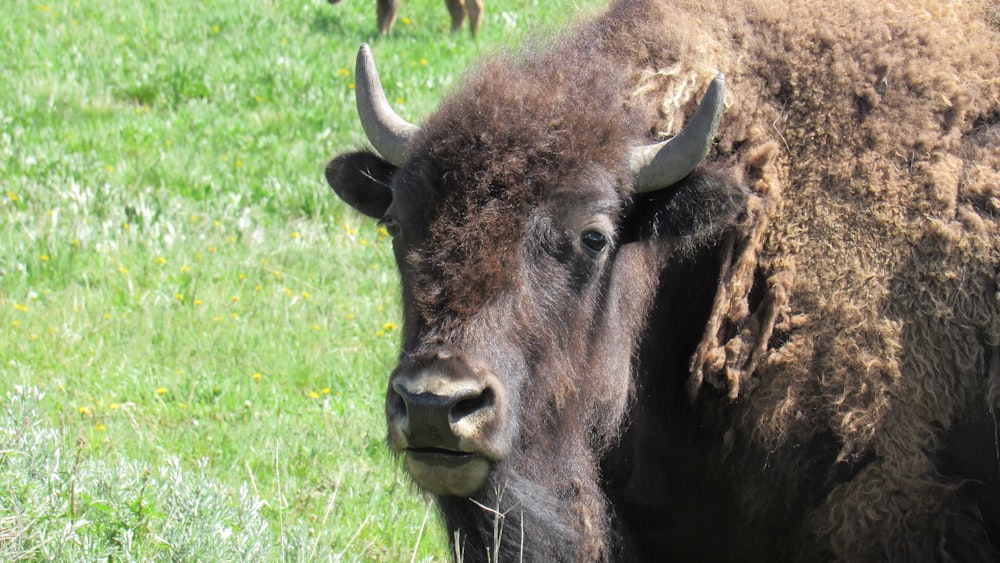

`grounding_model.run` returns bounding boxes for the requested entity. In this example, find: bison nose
[387,370,499,453]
